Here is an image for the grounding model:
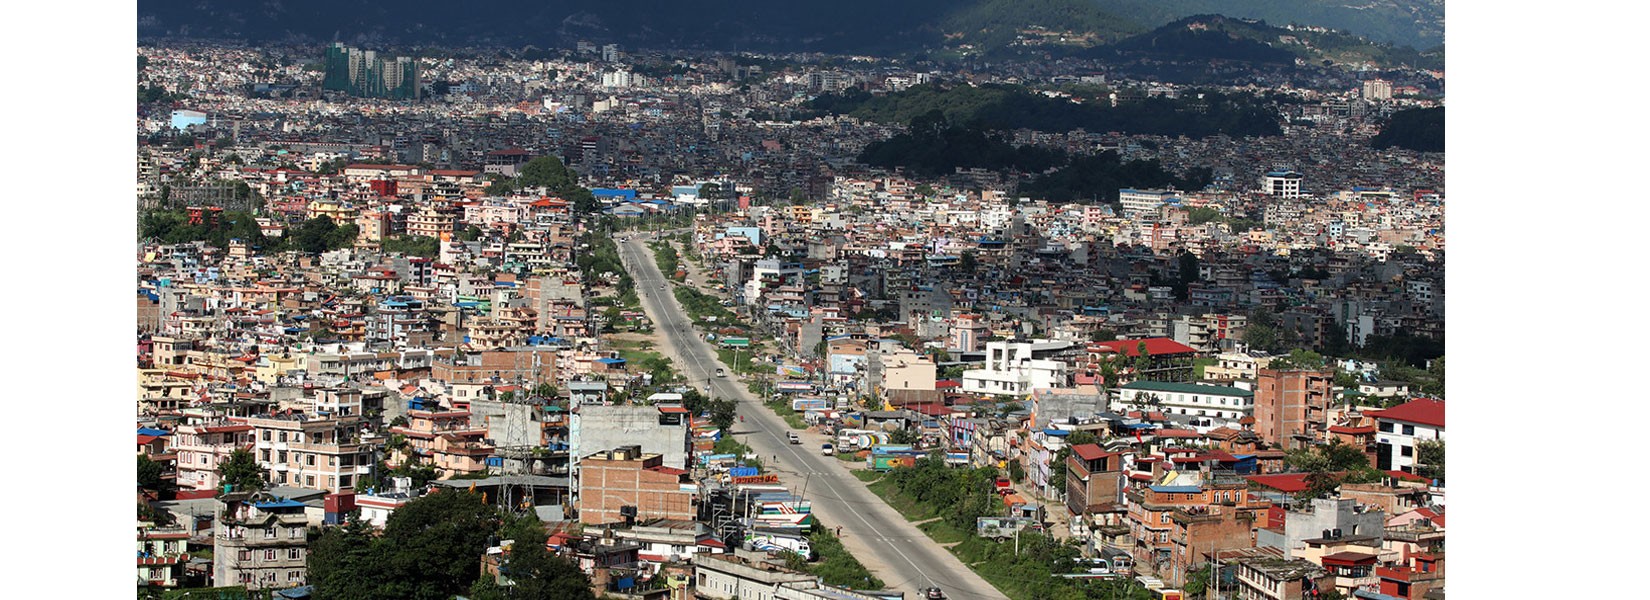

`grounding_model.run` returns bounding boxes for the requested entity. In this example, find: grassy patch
[860,476,939,523]
[803,527,885,590]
